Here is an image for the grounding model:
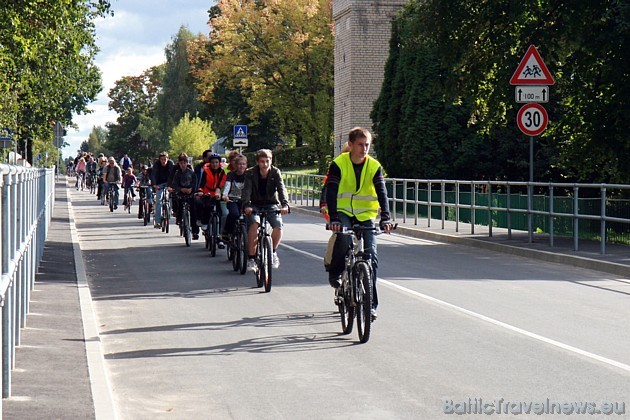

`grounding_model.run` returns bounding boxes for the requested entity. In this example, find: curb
[290,206,630,279]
